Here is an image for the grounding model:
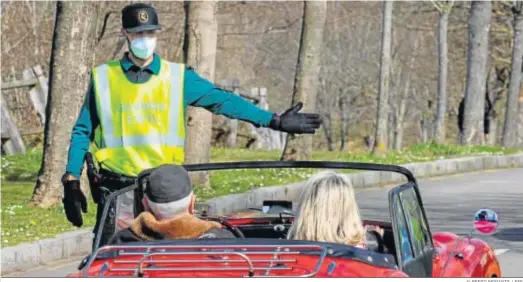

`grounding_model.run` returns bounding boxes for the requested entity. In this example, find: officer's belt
[99,168,136,185]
